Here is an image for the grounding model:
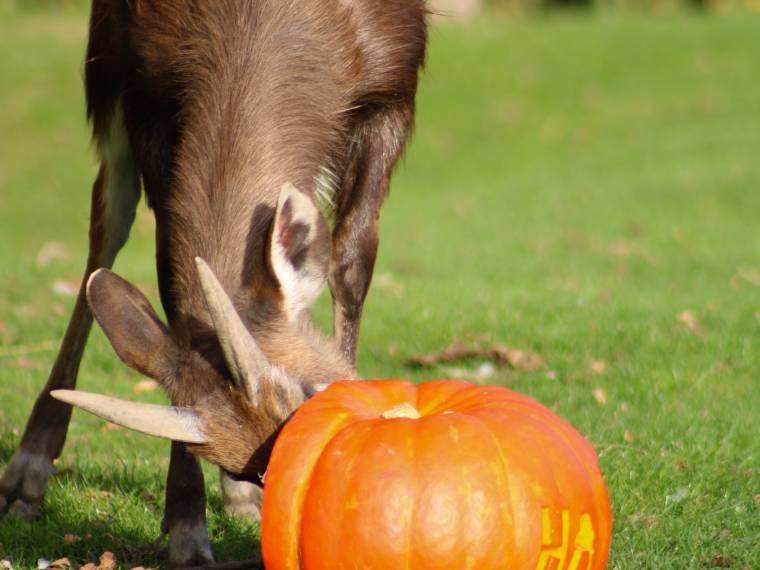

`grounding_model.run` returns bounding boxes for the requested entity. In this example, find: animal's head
[54,183,354,482]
